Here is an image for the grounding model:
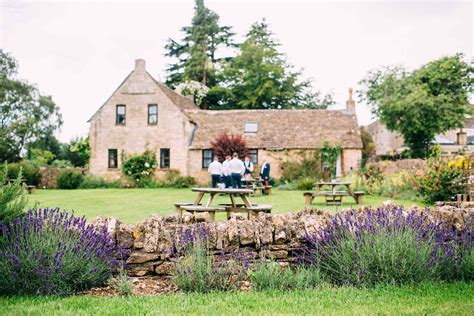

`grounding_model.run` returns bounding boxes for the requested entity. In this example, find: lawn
[1,282,472,315]
[26,188,425,223]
